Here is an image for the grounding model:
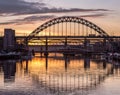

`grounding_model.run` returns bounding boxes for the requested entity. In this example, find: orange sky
[0,0,120,36]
